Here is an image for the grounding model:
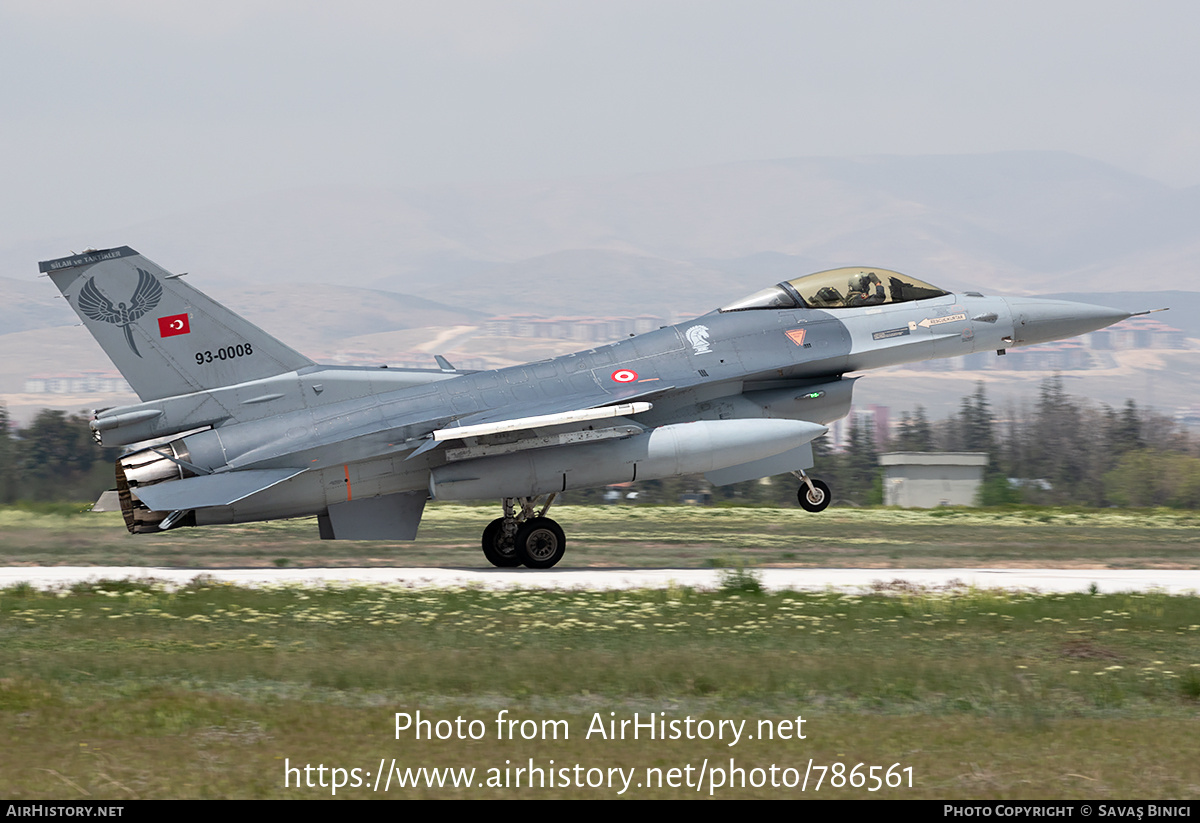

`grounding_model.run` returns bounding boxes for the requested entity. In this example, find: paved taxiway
[2,567,1197,594]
